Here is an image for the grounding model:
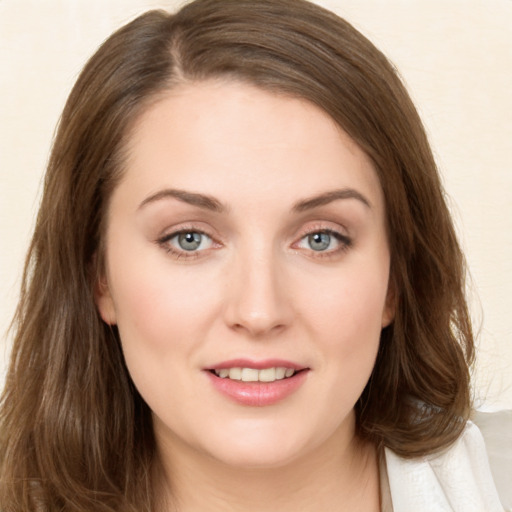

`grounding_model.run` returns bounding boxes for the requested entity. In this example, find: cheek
[115,276,183,350]
[107,260,218,408]
[109,250,220,349]
[305,266,389,342]
[300,260,388,392]
[102,210,228,372]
